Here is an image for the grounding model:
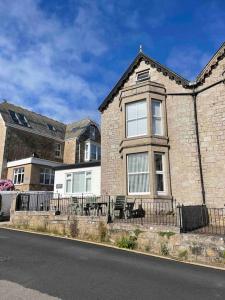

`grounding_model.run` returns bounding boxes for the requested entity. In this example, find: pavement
[0,228,224,300]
